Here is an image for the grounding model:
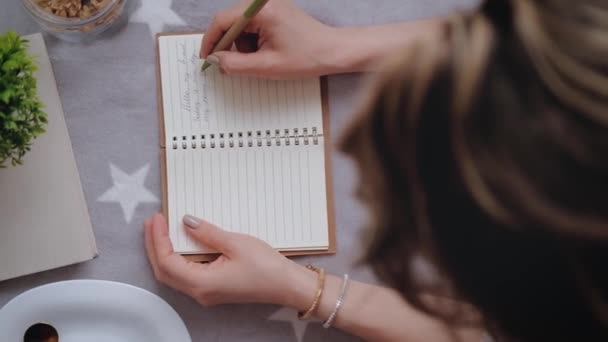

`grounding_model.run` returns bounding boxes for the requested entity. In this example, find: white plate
[0,280,191,342]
